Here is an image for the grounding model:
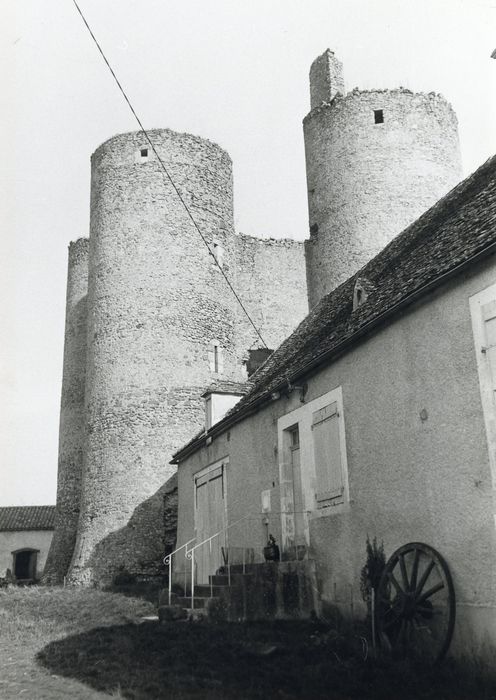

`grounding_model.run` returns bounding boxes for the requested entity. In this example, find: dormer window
[202,382,246,430]
[353,277,373,310]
